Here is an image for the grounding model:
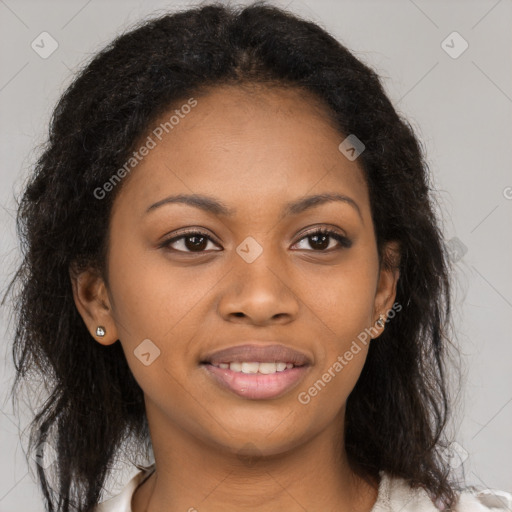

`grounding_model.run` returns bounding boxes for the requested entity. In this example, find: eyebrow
[145,192,362,221]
